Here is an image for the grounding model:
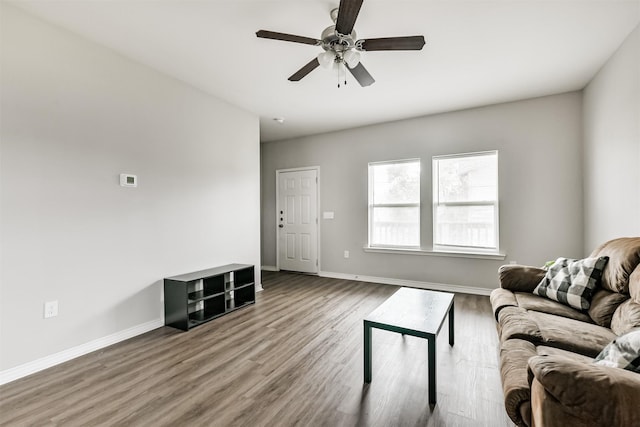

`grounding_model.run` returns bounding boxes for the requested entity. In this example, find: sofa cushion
[588,289,629,328]
[528,311,616,357]
[589,237,640,294]
[514,292,592,323]
[536,345,593,364]
[594,328,640,373]
[611,299,640,336]
[490,289,593,323]
[533,256,609,310]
